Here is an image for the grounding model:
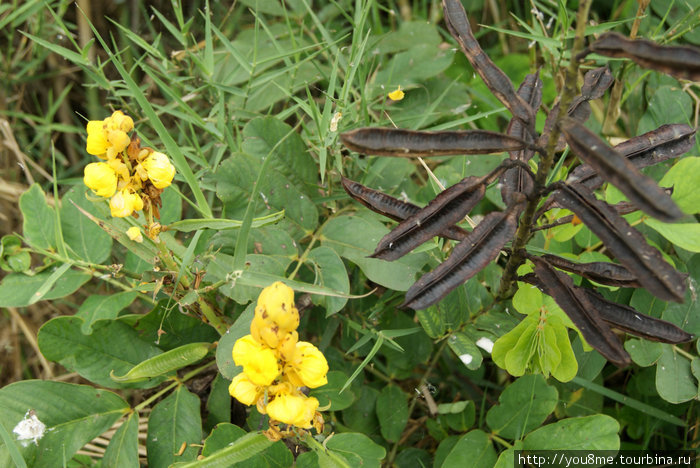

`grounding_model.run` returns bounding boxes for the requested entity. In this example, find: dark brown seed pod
[401,199,524,310]
[559,117,683,222]
[540,253,641,288]
[581,32,700,81]
[537,66,614,150]
[442,0,535,132]
[579,287,693,344]
[569,124,696,190]
[501,73,542,205]
[529,255,631,367]
[340,176,469,241]
[340,128,533,157]
[521,272,692,344]
[551,182,687,302]
[371,177,485,261]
